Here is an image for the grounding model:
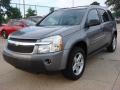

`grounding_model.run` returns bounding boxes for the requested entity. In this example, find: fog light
[45,59,52,64]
